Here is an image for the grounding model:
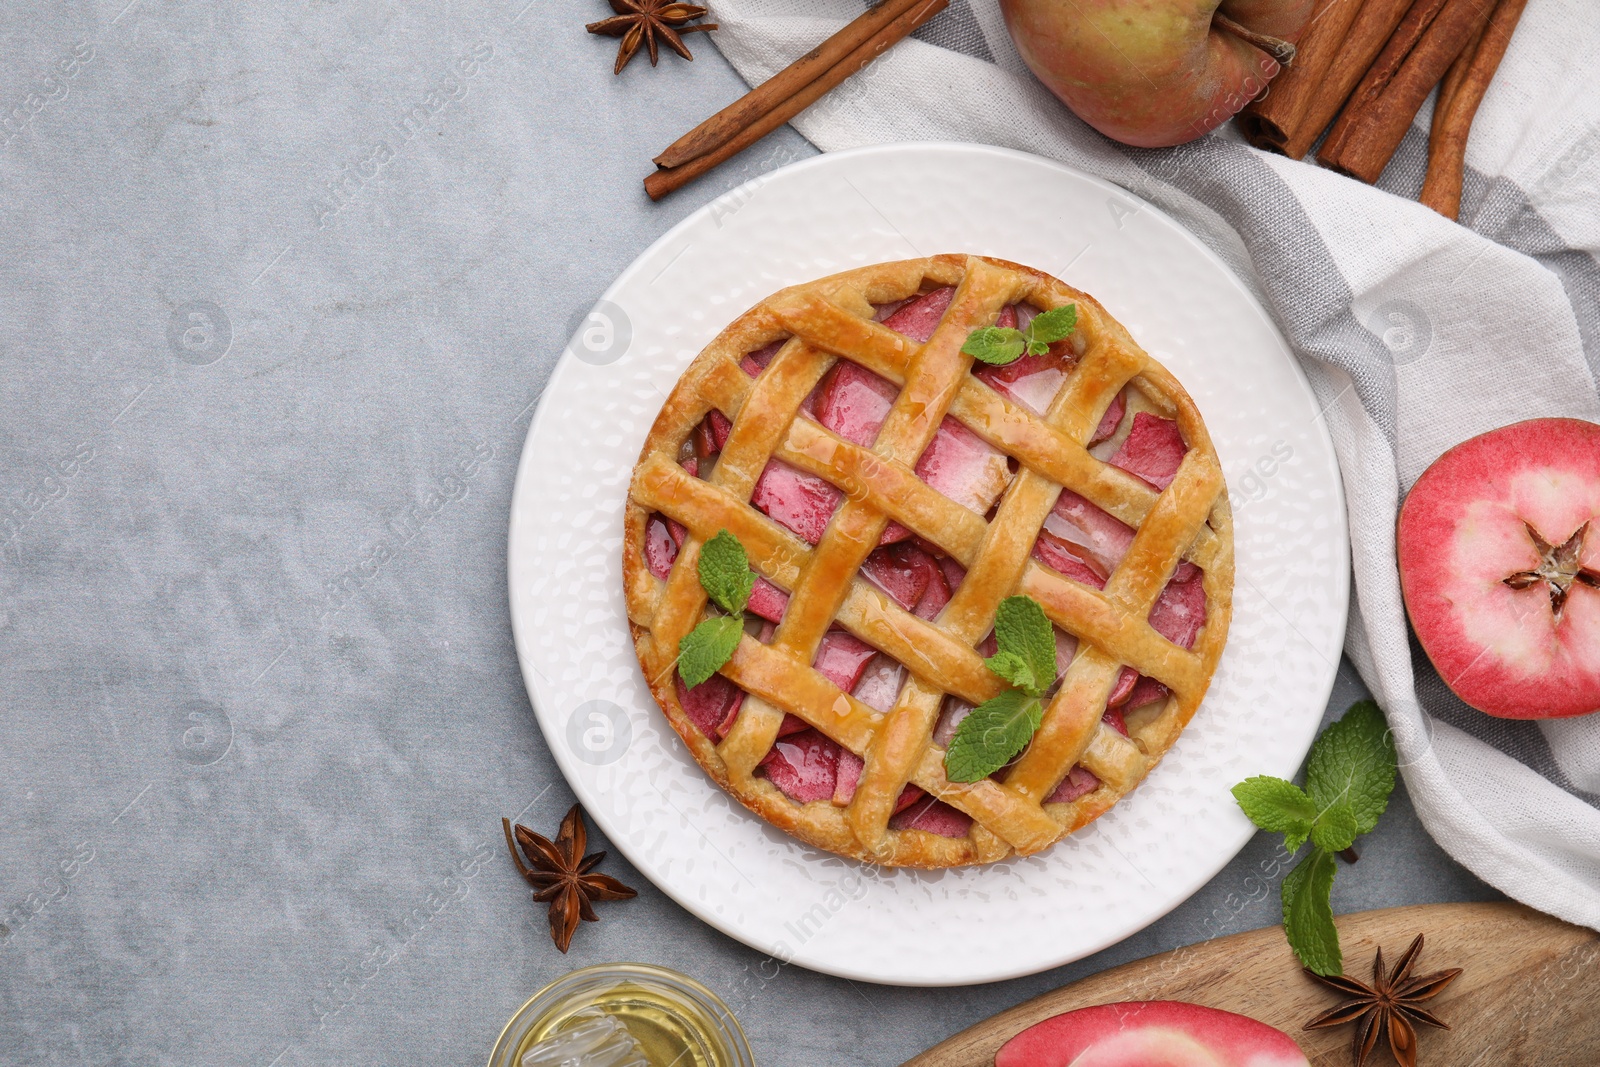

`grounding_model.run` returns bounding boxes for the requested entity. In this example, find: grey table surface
[0,4,1504,1065]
